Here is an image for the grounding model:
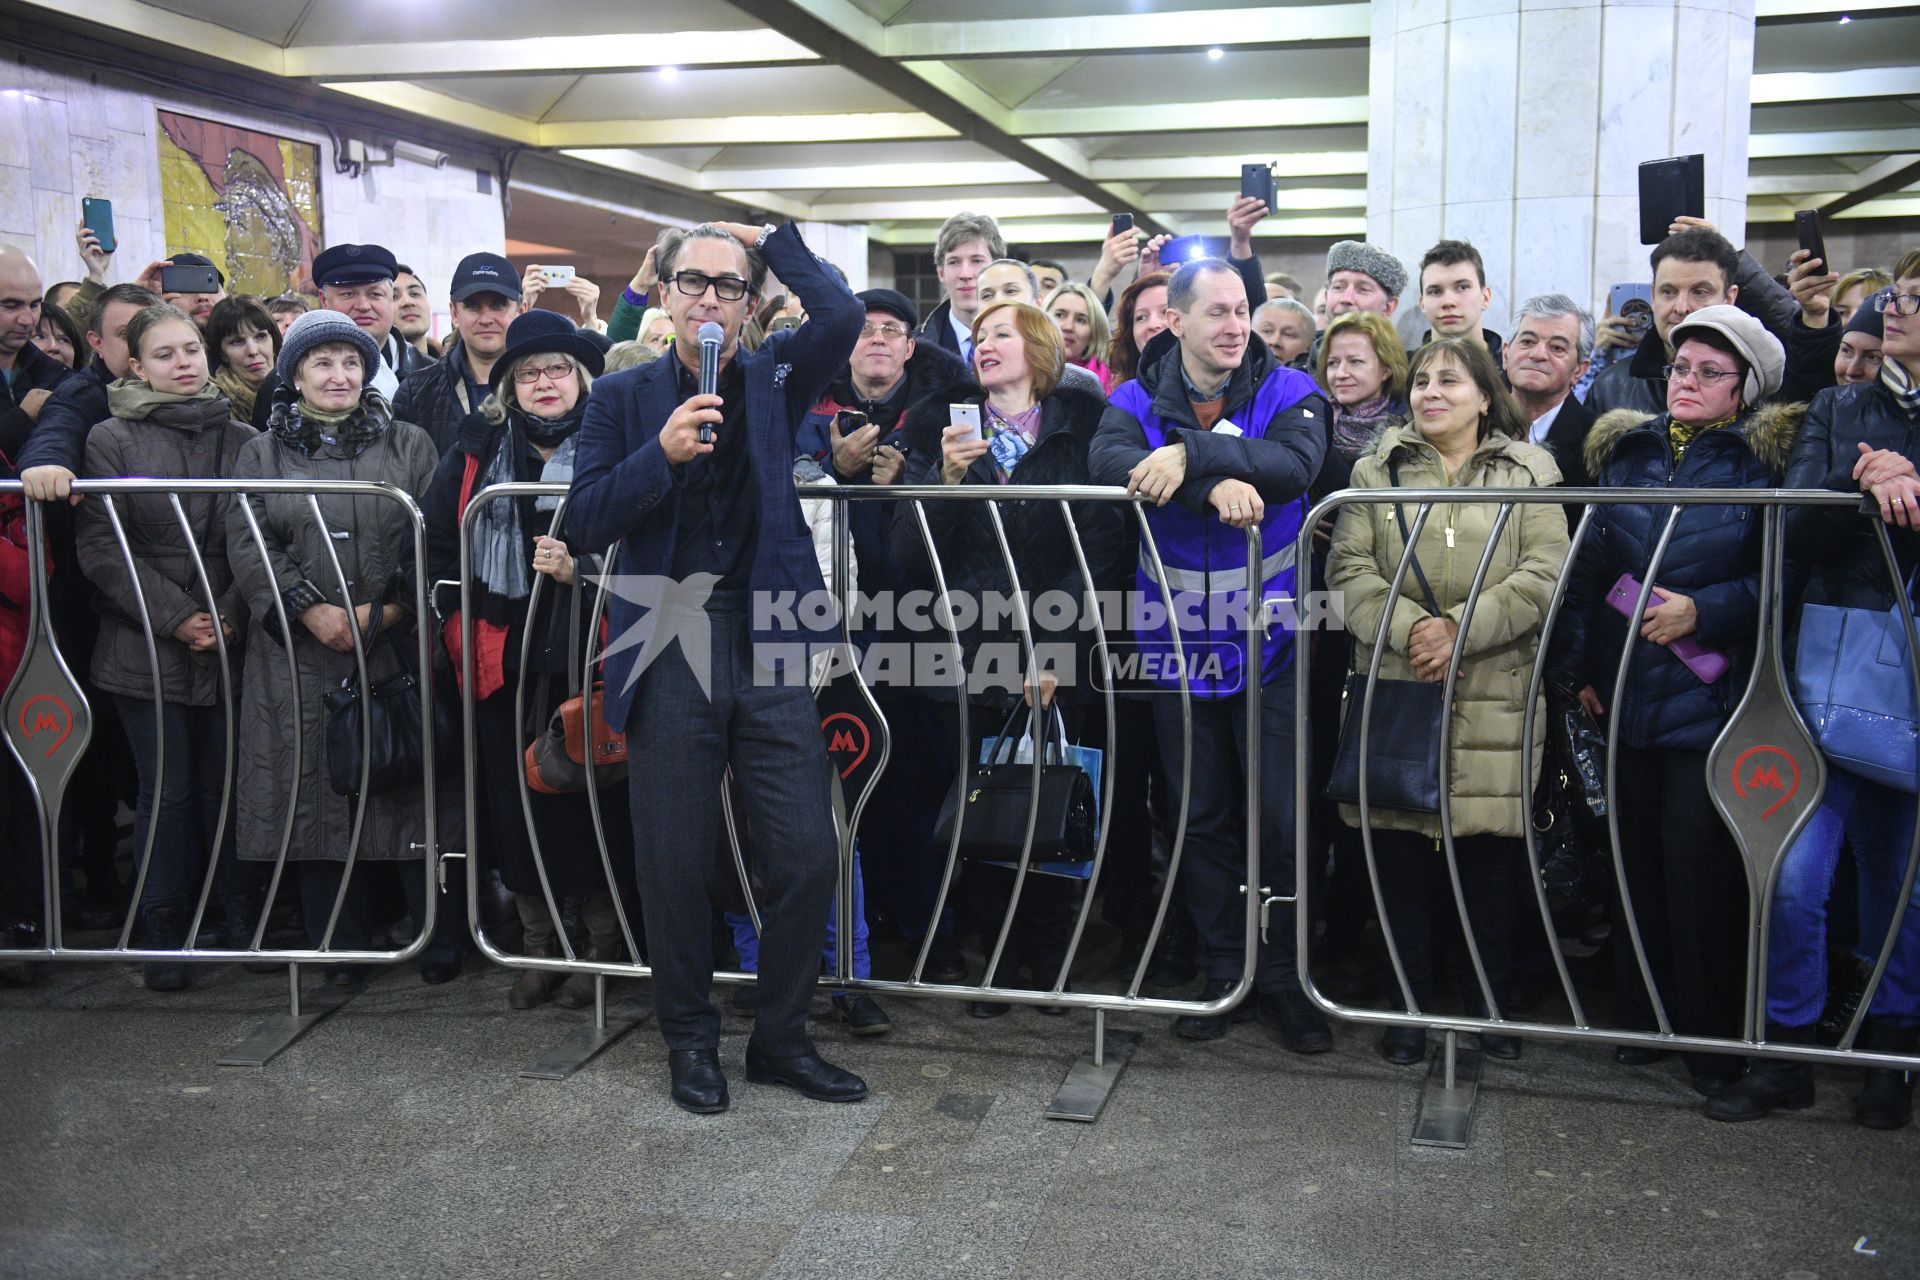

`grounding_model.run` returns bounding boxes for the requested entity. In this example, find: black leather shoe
[1260,990,1333,1055]
[1173,978,1255,1041]
[1379,1025,1427,1065]
[925,935,968,984]
[968,1000,1011,1019]
[668,1048,730,1115]
[1704,1062,1812,1120]
[832,993,892,1036]
[1477,1031,1523,1061]
[745,1046,868,1103]
[1614,1045,1671,1066]
[418,958,461,986]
